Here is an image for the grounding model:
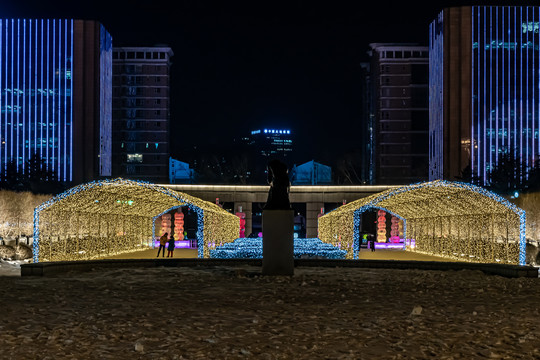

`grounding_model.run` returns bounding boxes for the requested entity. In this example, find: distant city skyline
[3,1,539,179]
